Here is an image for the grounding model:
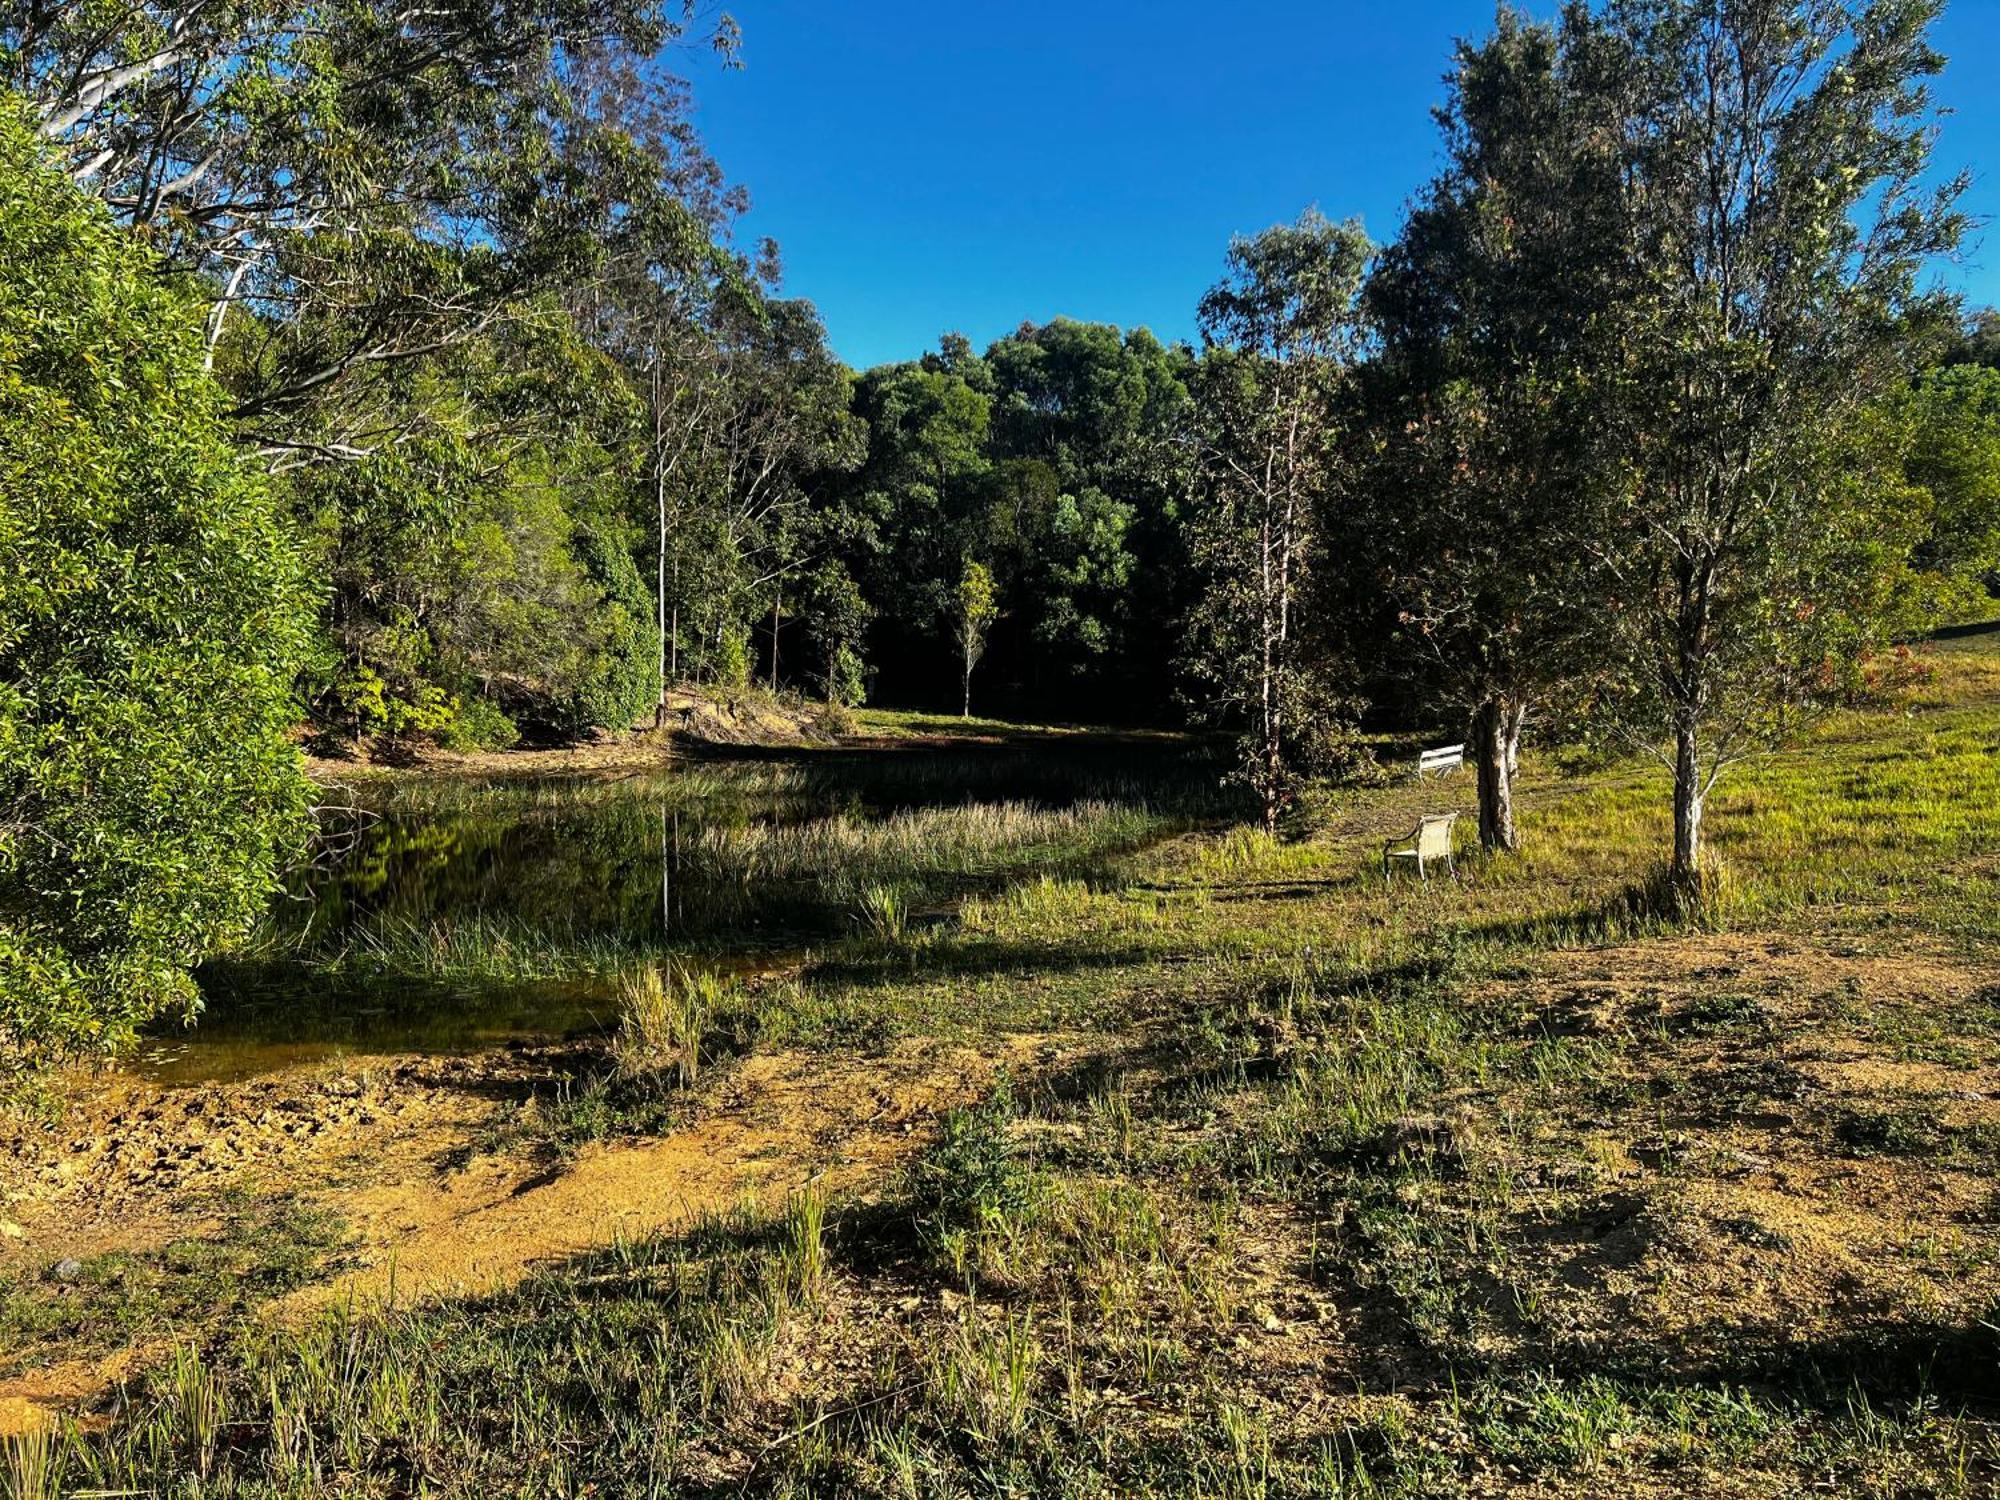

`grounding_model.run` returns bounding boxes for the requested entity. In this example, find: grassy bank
[6,639,1999,1496]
